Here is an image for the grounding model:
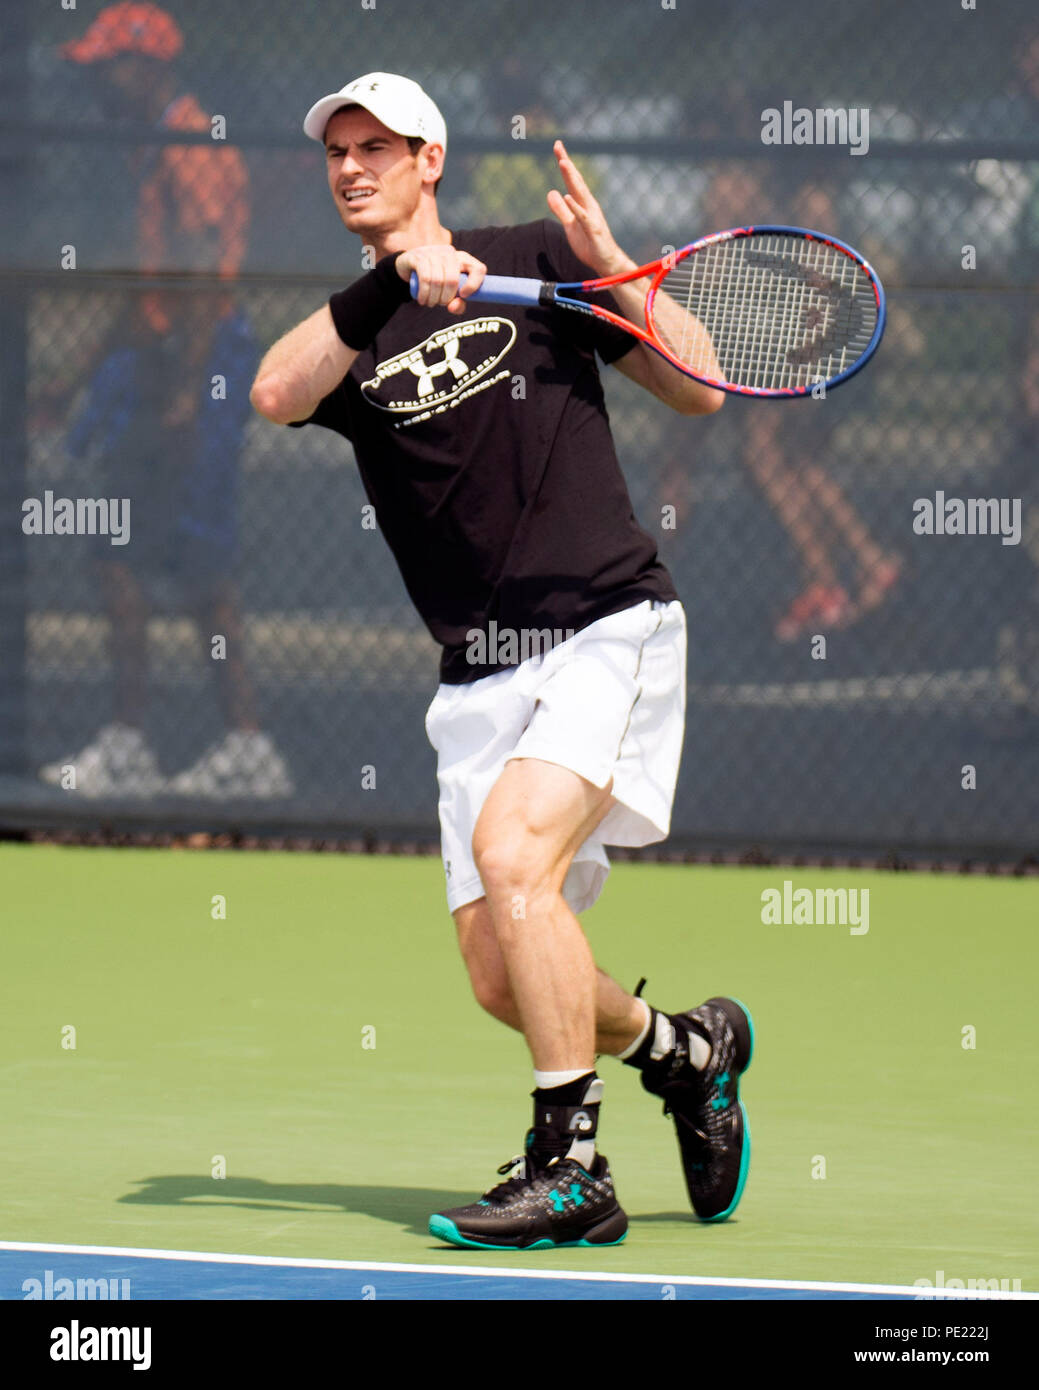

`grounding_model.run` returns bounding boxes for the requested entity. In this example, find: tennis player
[251,72,754,1250]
